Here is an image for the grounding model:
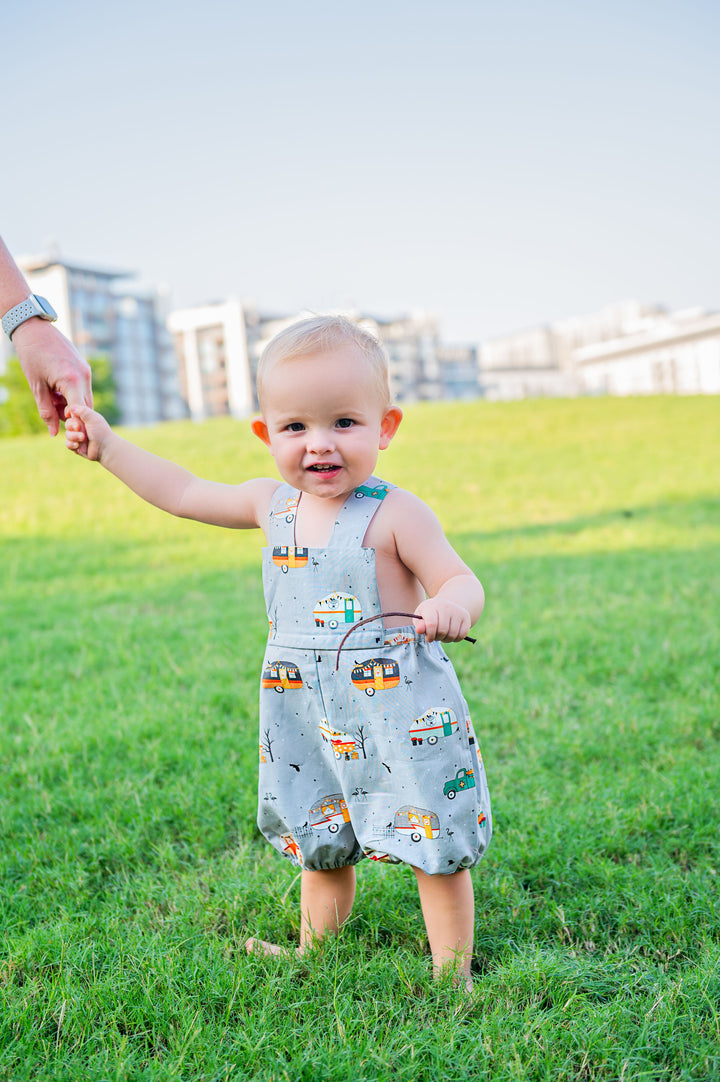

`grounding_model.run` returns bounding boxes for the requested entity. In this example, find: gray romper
[257,475,492,875]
